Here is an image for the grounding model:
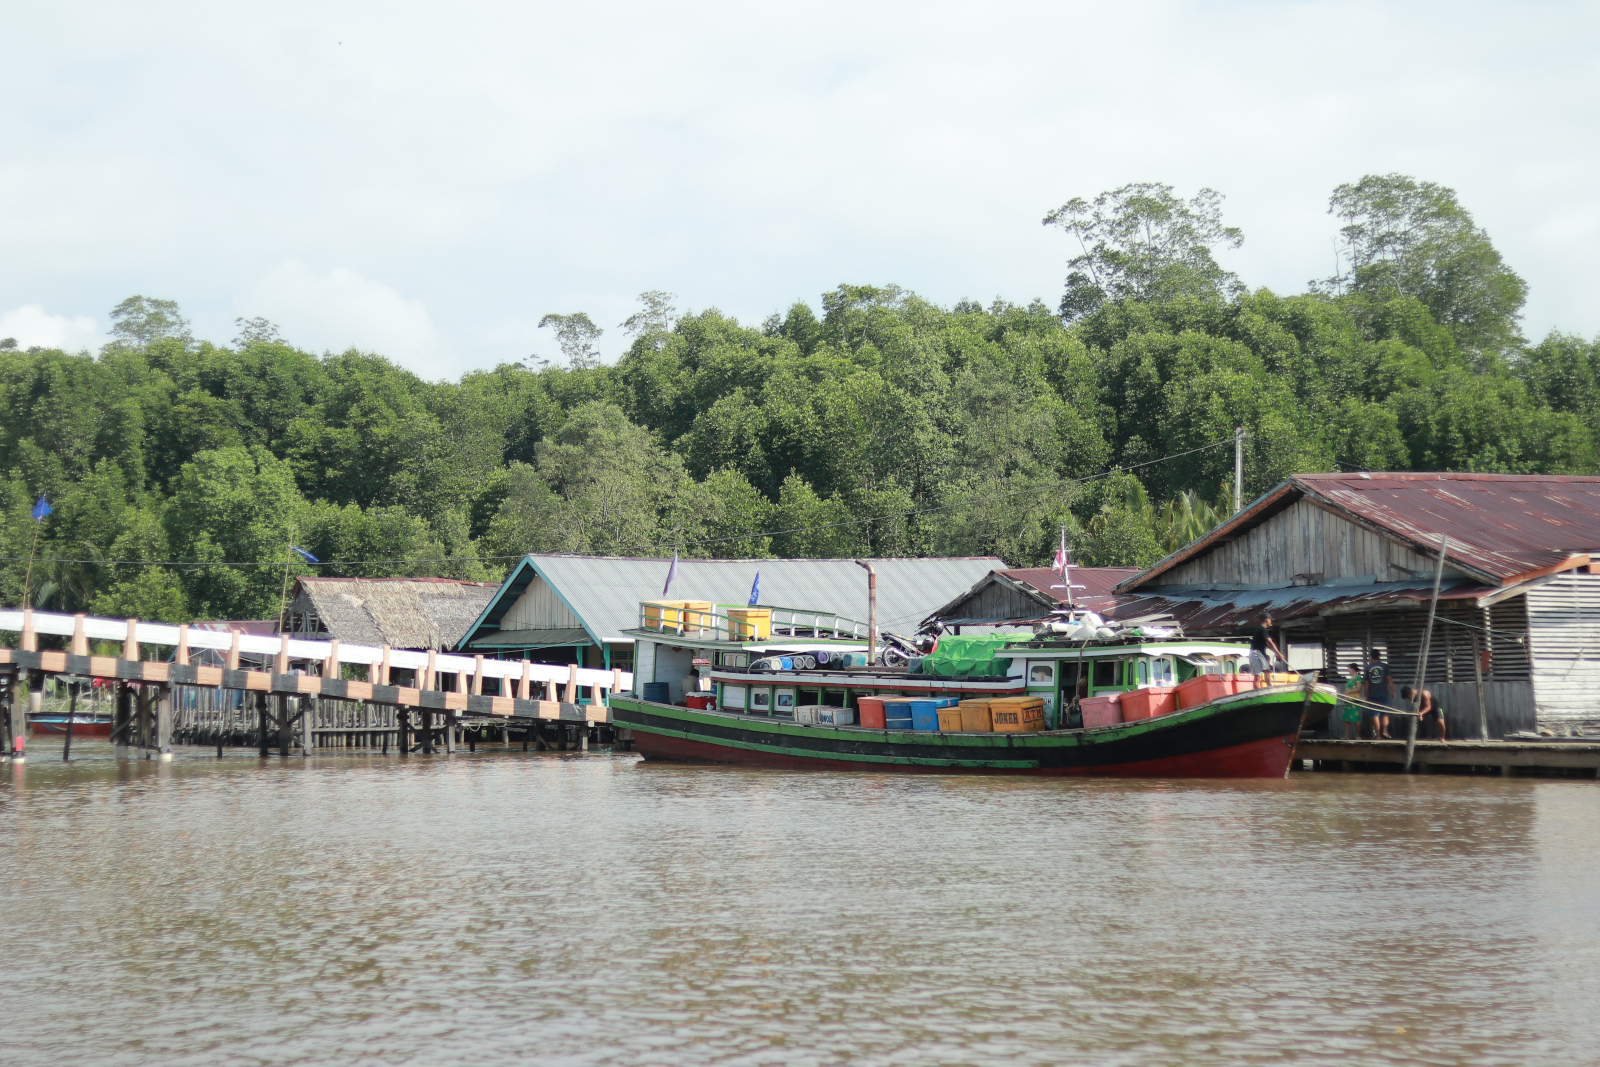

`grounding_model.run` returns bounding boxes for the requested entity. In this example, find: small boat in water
[611,600,1333,778]
[28,715,113,737]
